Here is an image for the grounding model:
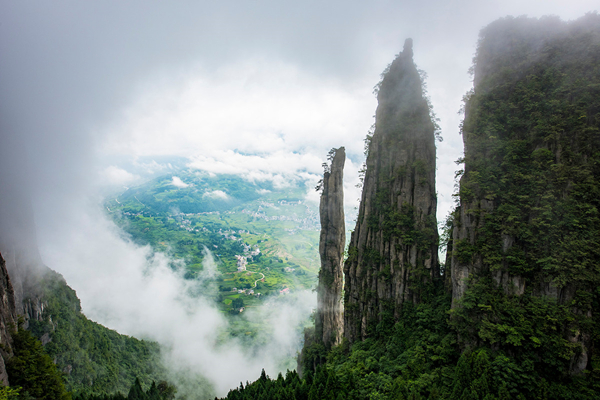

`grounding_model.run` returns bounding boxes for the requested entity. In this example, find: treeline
[219,368,342,400]
[72,378,176,400]
[5,327,71,399]
[3,325,175,400]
